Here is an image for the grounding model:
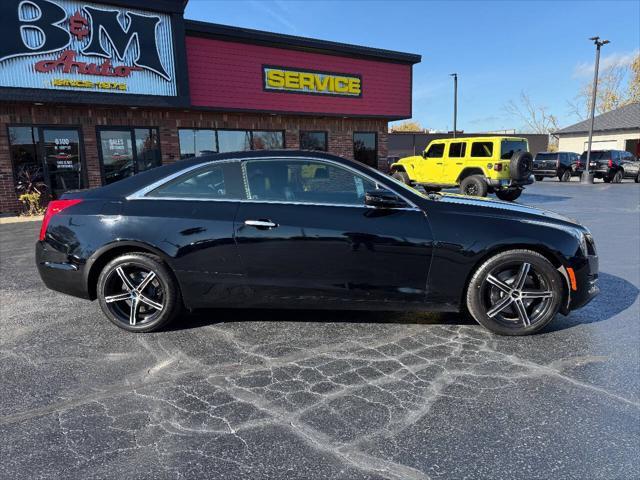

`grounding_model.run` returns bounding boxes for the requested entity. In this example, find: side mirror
[365,189,408,209]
